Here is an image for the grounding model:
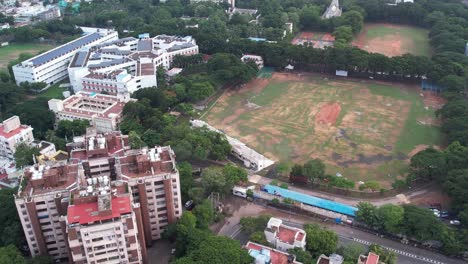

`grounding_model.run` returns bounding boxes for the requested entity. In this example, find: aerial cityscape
[0,0,466,263]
